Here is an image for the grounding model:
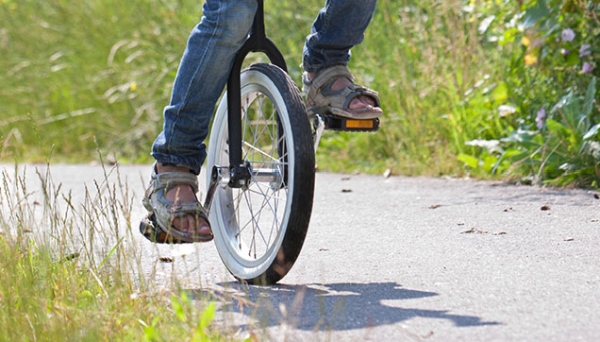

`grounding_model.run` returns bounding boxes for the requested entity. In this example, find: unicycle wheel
[206,63,315,285]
